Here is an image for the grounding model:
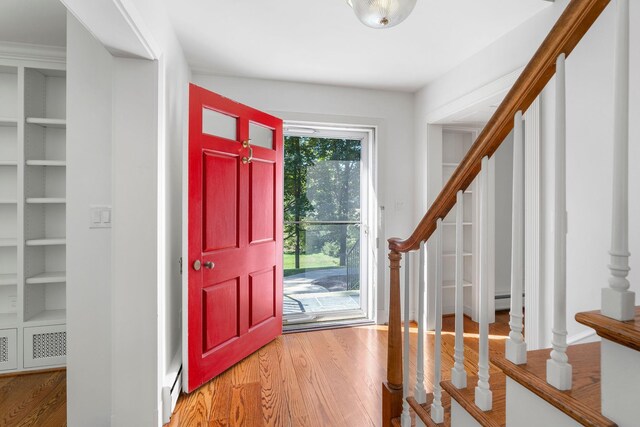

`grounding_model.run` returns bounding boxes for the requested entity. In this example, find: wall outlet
[9,295,17,310]
[90,205,112,229]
